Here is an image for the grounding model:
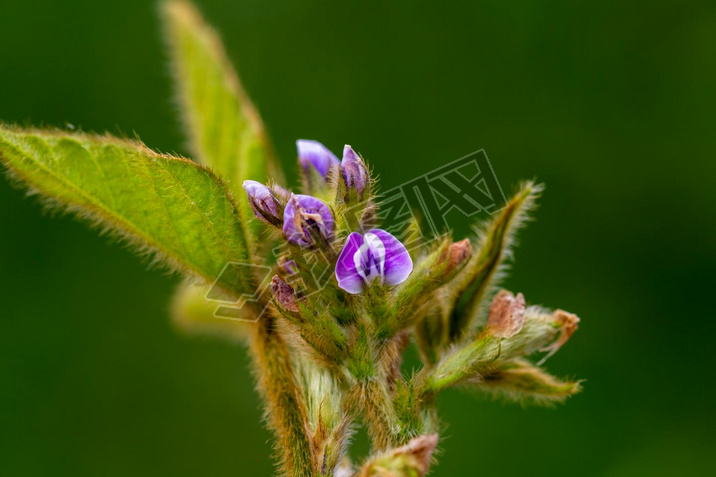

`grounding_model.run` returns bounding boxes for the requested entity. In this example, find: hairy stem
[250,314,314,476]
[348,379,399,452]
